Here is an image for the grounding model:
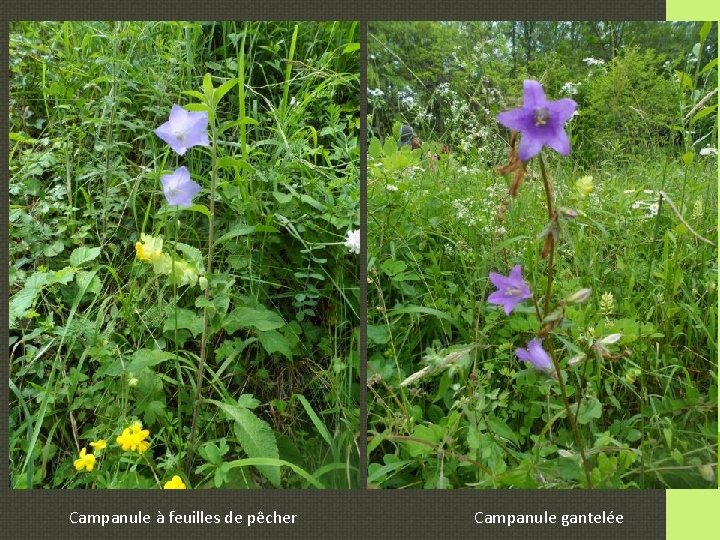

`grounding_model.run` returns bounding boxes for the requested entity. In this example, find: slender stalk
[537,155,593,488]
[173,207,182,444]
[186,119,218,472]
